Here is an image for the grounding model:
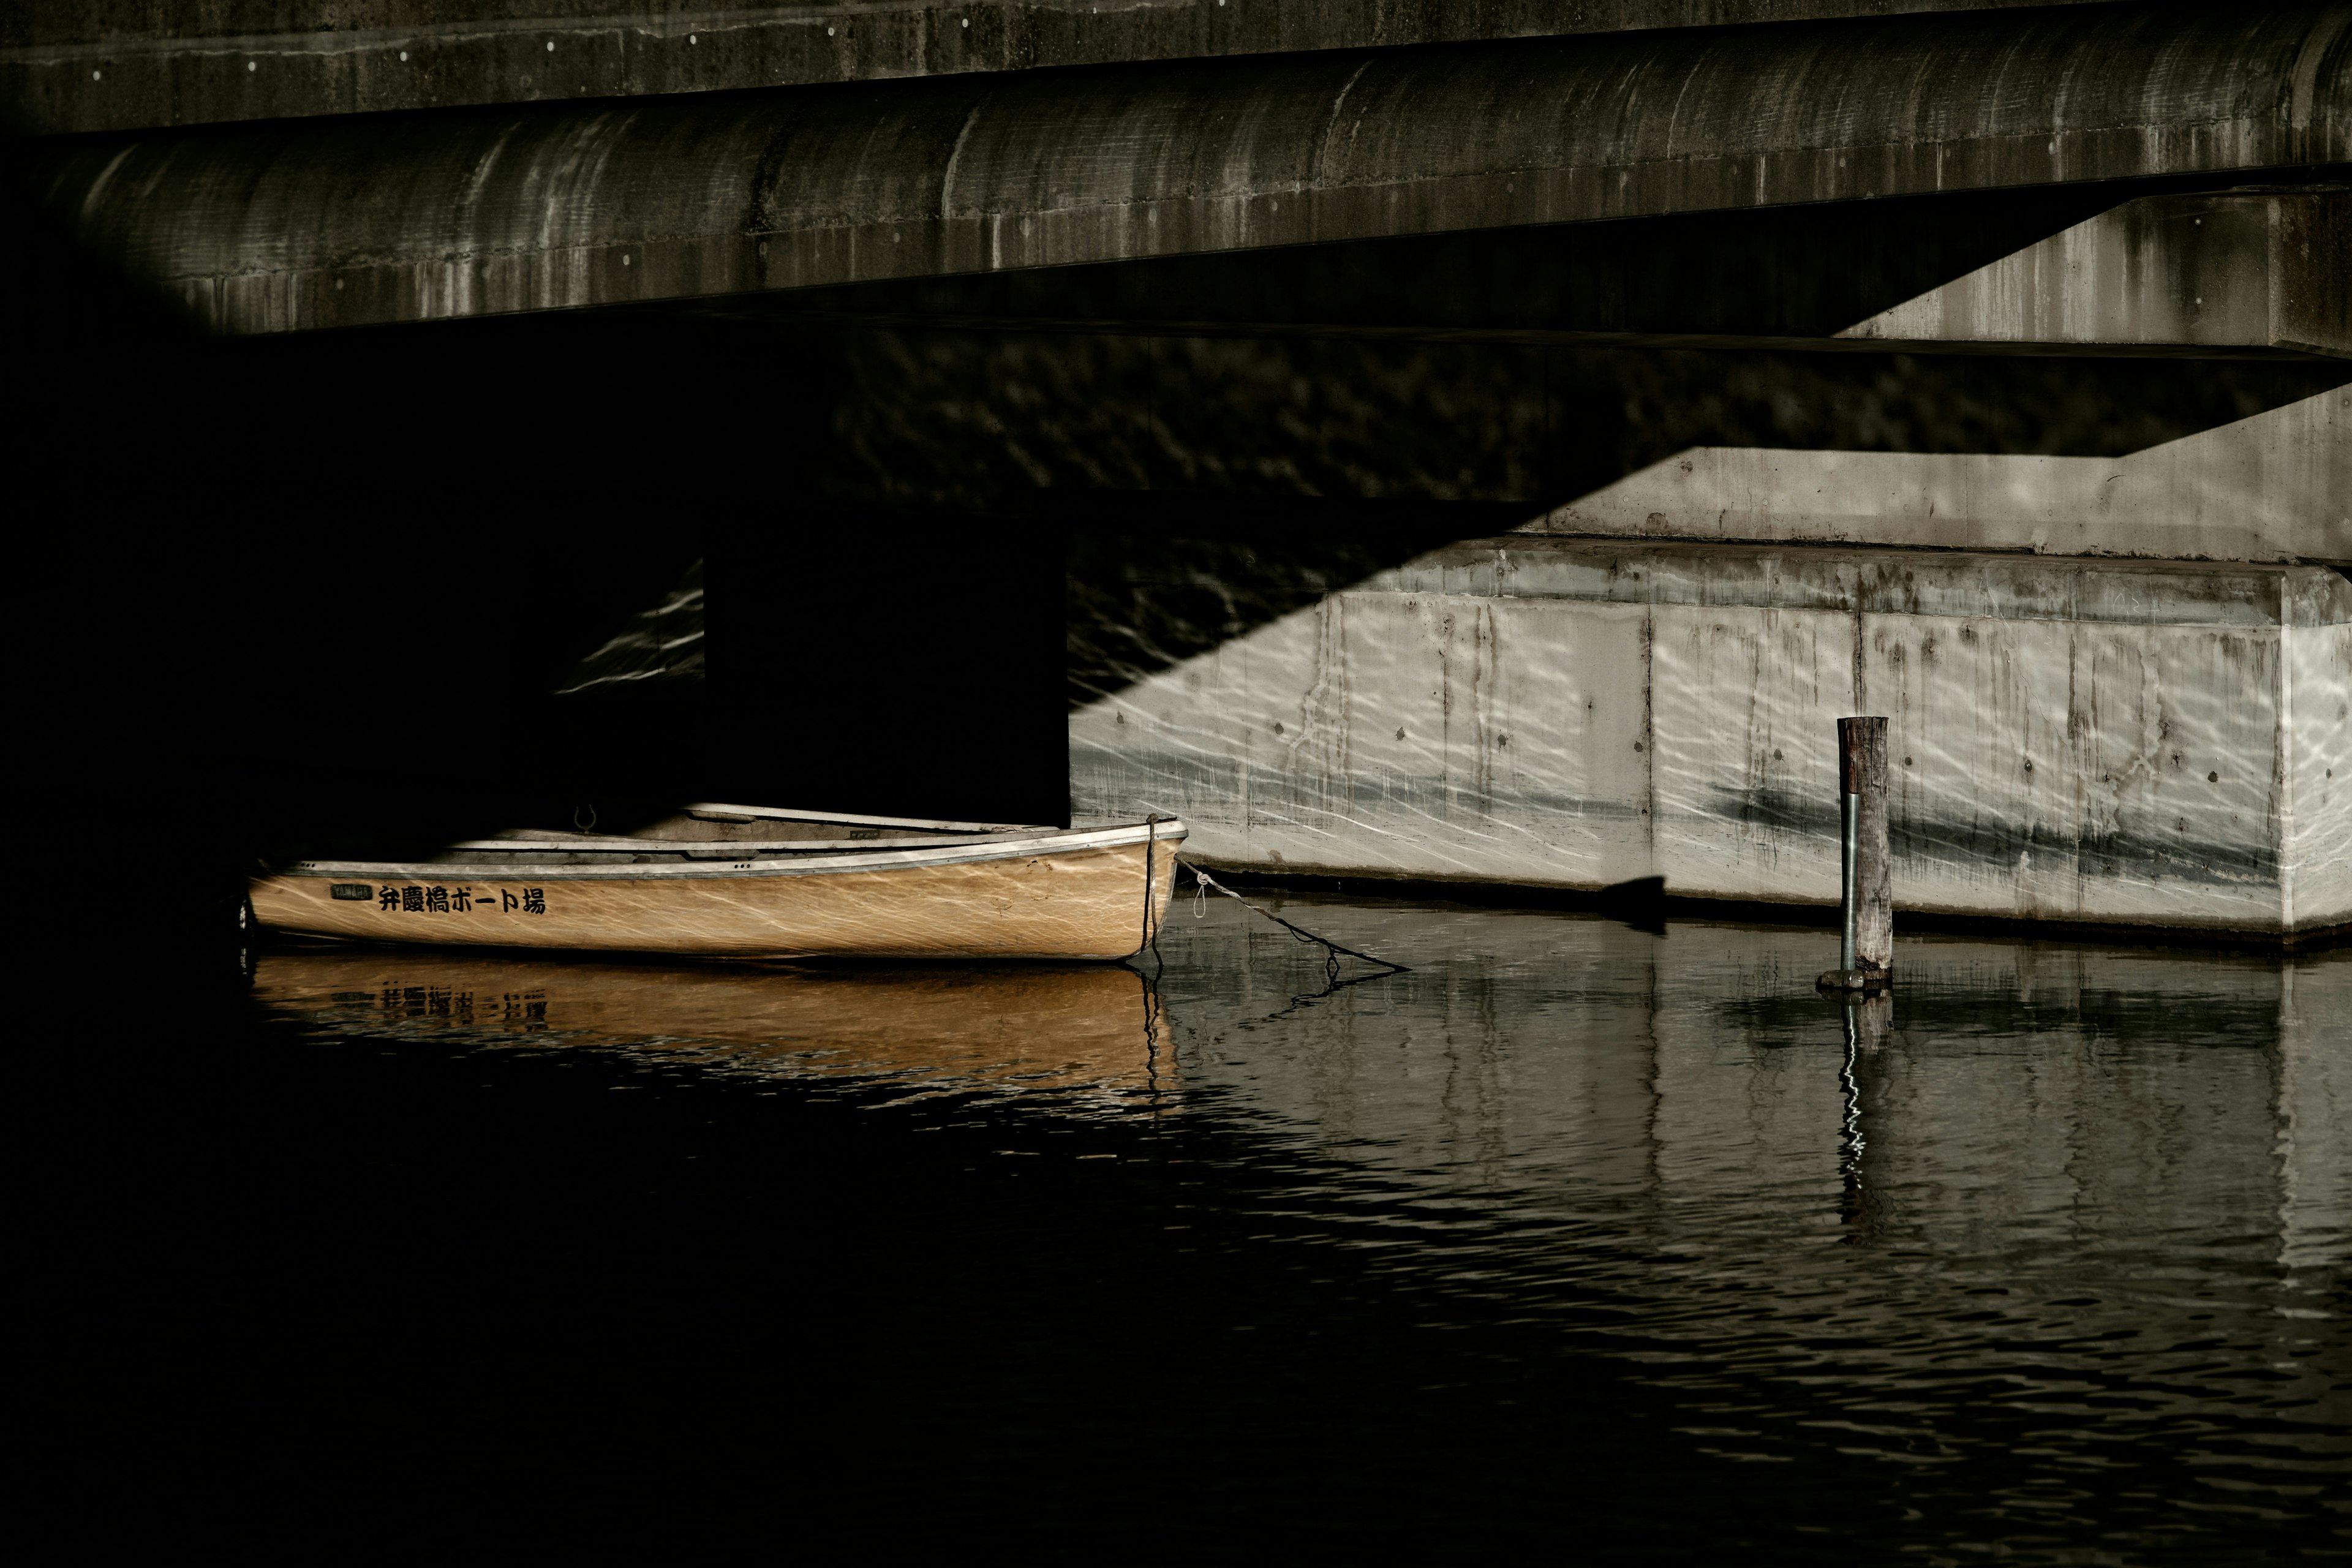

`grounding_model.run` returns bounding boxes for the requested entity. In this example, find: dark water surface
[121,899,2348,1556]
